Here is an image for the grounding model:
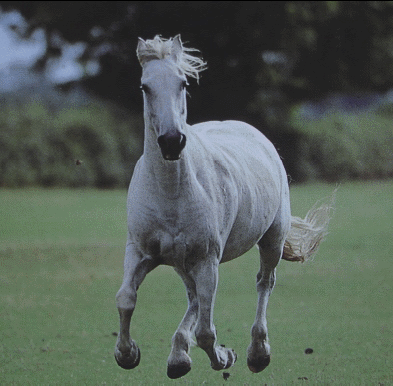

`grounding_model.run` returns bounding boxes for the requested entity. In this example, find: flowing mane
[137,35,207,82]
